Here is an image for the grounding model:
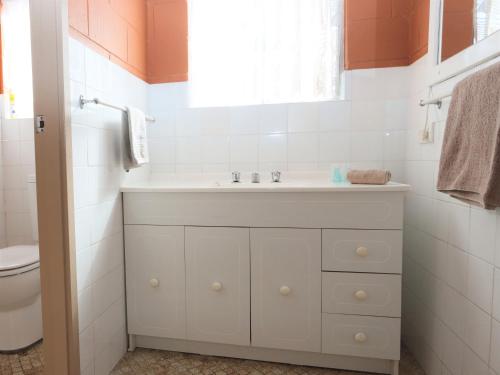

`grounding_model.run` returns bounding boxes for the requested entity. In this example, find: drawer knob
[149,278,160,288]
[356,246,368,257]
[354,332,367,343]
[354,290,368,301]
[279,286,291,296]
[211,281,223,292]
